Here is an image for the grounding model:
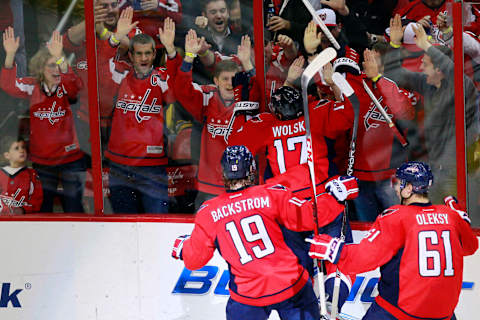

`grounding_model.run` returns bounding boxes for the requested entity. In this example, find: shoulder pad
[380,207,400,218]
[268,184,288,191]
[313,99,331,109]
[252,112,274,122]
[197,203,209,212]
